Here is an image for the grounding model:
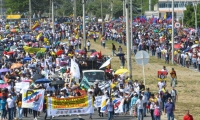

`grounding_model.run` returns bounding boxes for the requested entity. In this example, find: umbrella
[0,84,8,88]
[71,85,80,91]
[10,46,17,50]
[174,44,182,49]
[60,61,68,66]
[99,58,112,69]
[10,63,23,69]
[23,57,31,61]
[49,74,59,78]
[115,68,129,75]
[191,44,198,49]
[8,76,16,79]
[78,50,86,55]
[7,51,14,55]
[51,80,65,85]
[32,74,44,81]
[105,69,112,73]
[22,80,32,82]
[0,80,5,84]
[60,68,67,73]
[90,52,99,57]
[75,49,80,53]
[35,78,51,84]
[116,53,125,56]
[56,50,63,56]
[10,29,17,33]
[88,49,97,53]
[0,68,10,73]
